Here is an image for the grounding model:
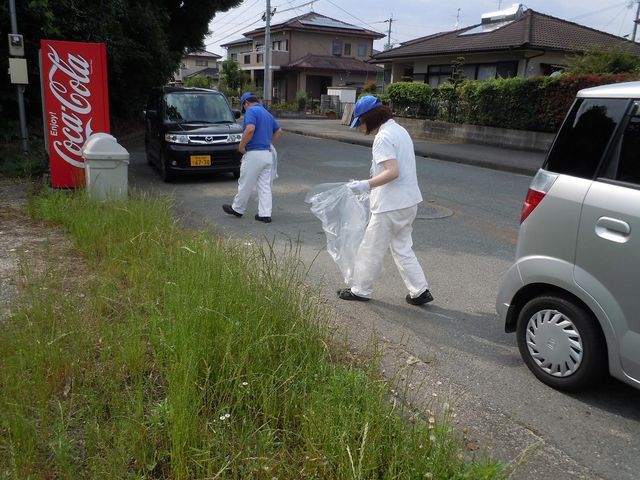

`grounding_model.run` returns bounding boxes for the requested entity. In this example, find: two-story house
[171,50,222,86]
[221,12,384,102]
